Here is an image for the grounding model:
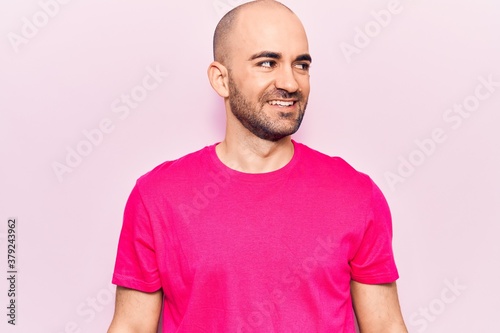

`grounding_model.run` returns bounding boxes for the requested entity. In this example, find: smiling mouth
[267,100,296,107]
